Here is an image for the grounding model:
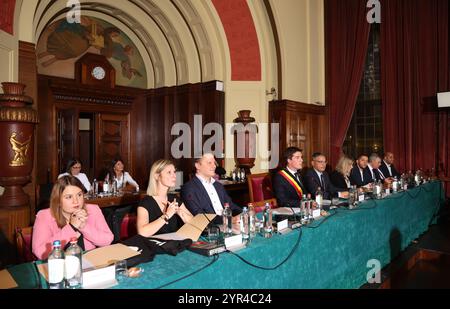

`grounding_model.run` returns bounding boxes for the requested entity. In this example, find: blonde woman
[330,155,354,190]
[137,159,193,237]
